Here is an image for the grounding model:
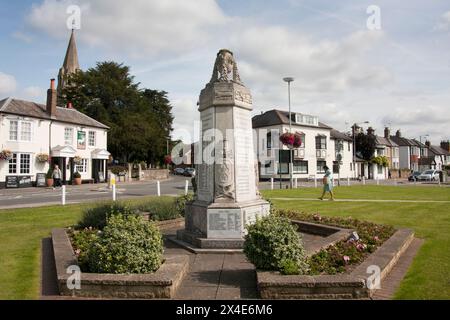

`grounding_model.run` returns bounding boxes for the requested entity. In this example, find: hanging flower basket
[36,153,49,163]
[279,132,303,148]
[73,156,83,165]
[0,149,13,161]
[164,155,172,165]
